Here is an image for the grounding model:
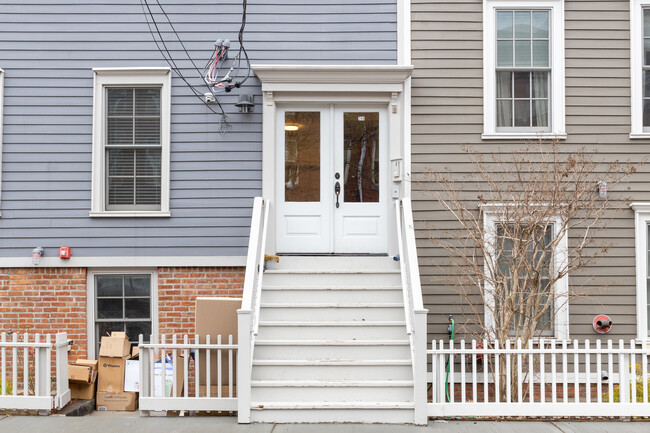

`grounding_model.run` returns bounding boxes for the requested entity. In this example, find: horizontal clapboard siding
[411,0,645,342]
[0,0,397,257]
